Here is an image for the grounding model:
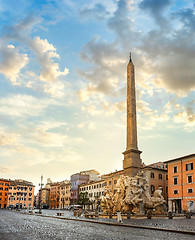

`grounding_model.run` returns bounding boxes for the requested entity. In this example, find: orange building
[50,182,60,209]
[165,154,195,213]
[8,179,34,209]
[0,178,10,208]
